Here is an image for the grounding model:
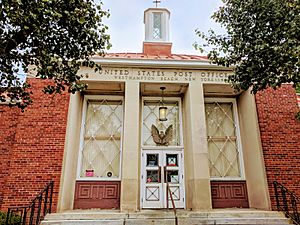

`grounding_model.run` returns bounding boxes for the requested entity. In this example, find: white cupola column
[143,8,172,55]
[144,8,170,42]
